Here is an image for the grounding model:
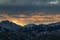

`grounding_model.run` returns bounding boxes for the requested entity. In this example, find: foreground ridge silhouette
[0,20,60,40]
